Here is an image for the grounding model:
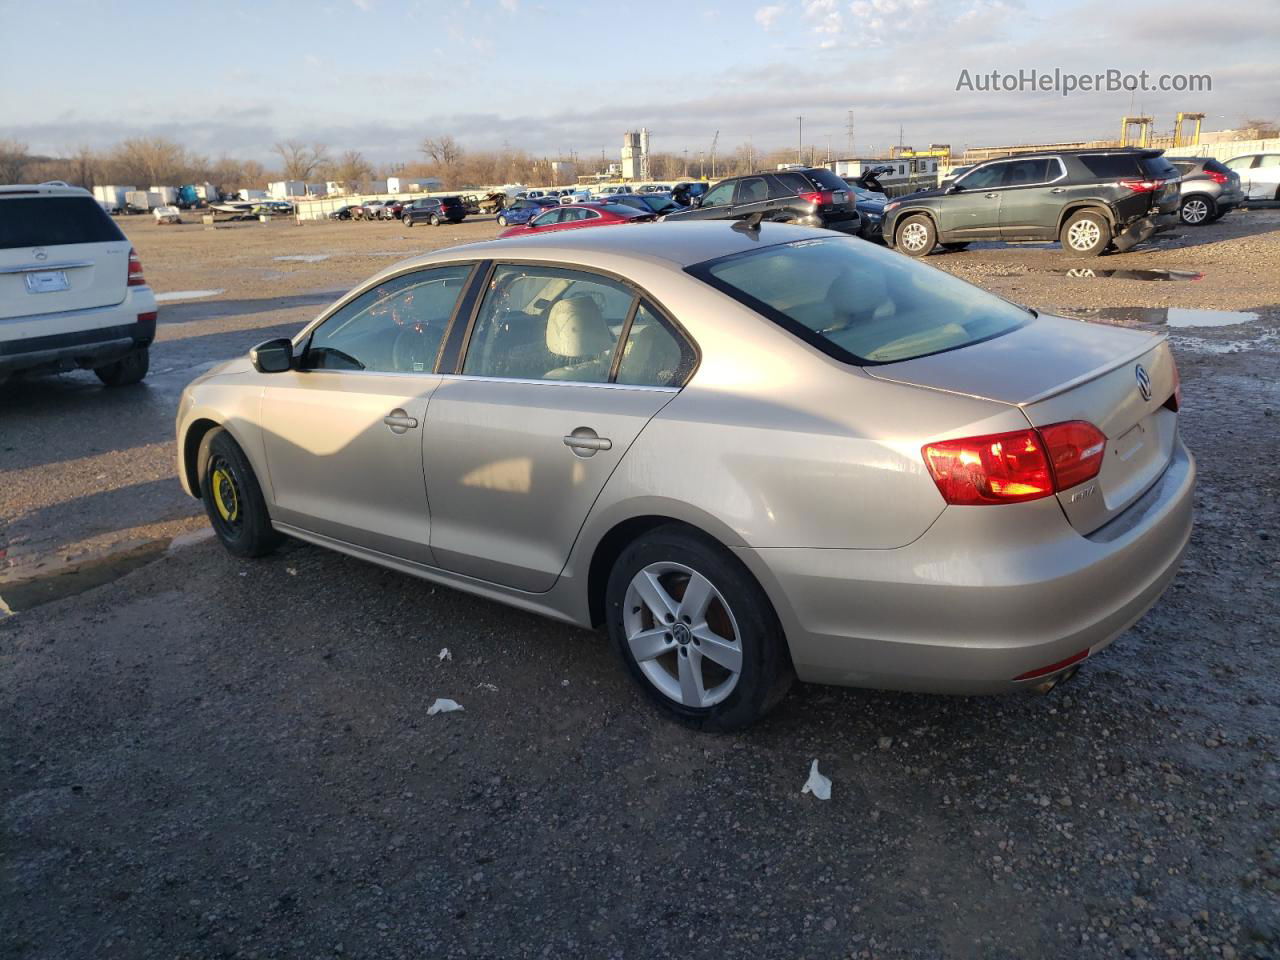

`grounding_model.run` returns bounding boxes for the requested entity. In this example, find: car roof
[0,182,94,199]
[416,220,833,270]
